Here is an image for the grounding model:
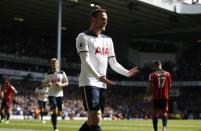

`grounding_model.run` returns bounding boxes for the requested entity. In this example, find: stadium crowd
[0,26,201,120]
[0,79,199,120]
